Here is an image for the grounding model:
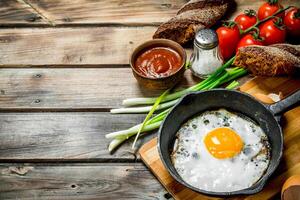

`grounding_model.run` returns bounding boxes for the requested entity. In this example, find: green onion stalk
[106,58,248,152]
[131,89,170,149]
